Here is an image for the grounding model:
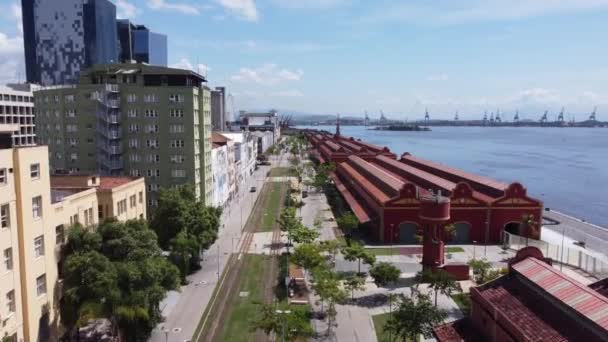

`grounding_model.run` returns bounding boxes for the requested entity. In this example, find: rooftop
[51,175,141,191]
